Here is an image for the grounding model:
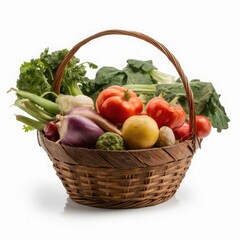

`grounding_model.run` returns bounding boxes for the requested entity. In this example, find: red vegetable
[67,107,122,136]
[173,122,191,141]
[56,115,104,147]
[96,85,143,125]
[173,115,212,141]
[196,115,211,138]
[43,121,59,142]
[146,96,186,129]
